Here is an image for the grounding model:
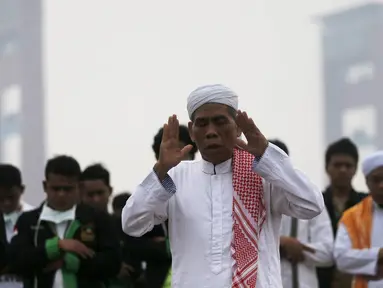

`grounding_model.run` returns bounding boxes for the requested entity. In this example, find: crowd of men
[0,116,382,287]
